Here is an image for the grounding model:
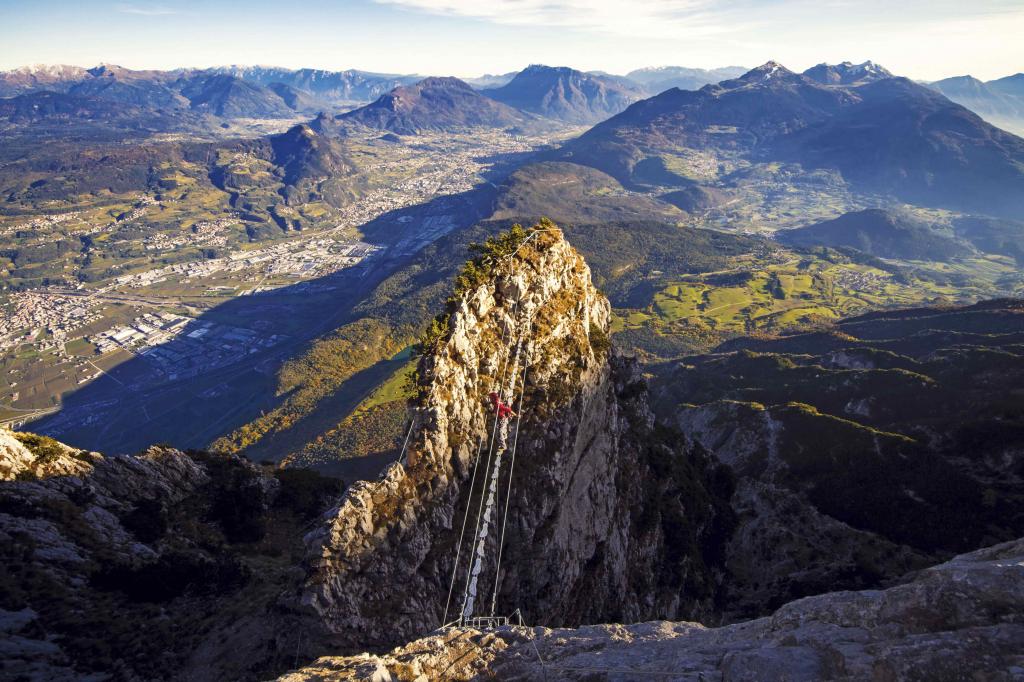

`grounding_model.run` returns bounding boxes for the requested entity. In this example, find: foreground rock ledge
[278,537,1024,681]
